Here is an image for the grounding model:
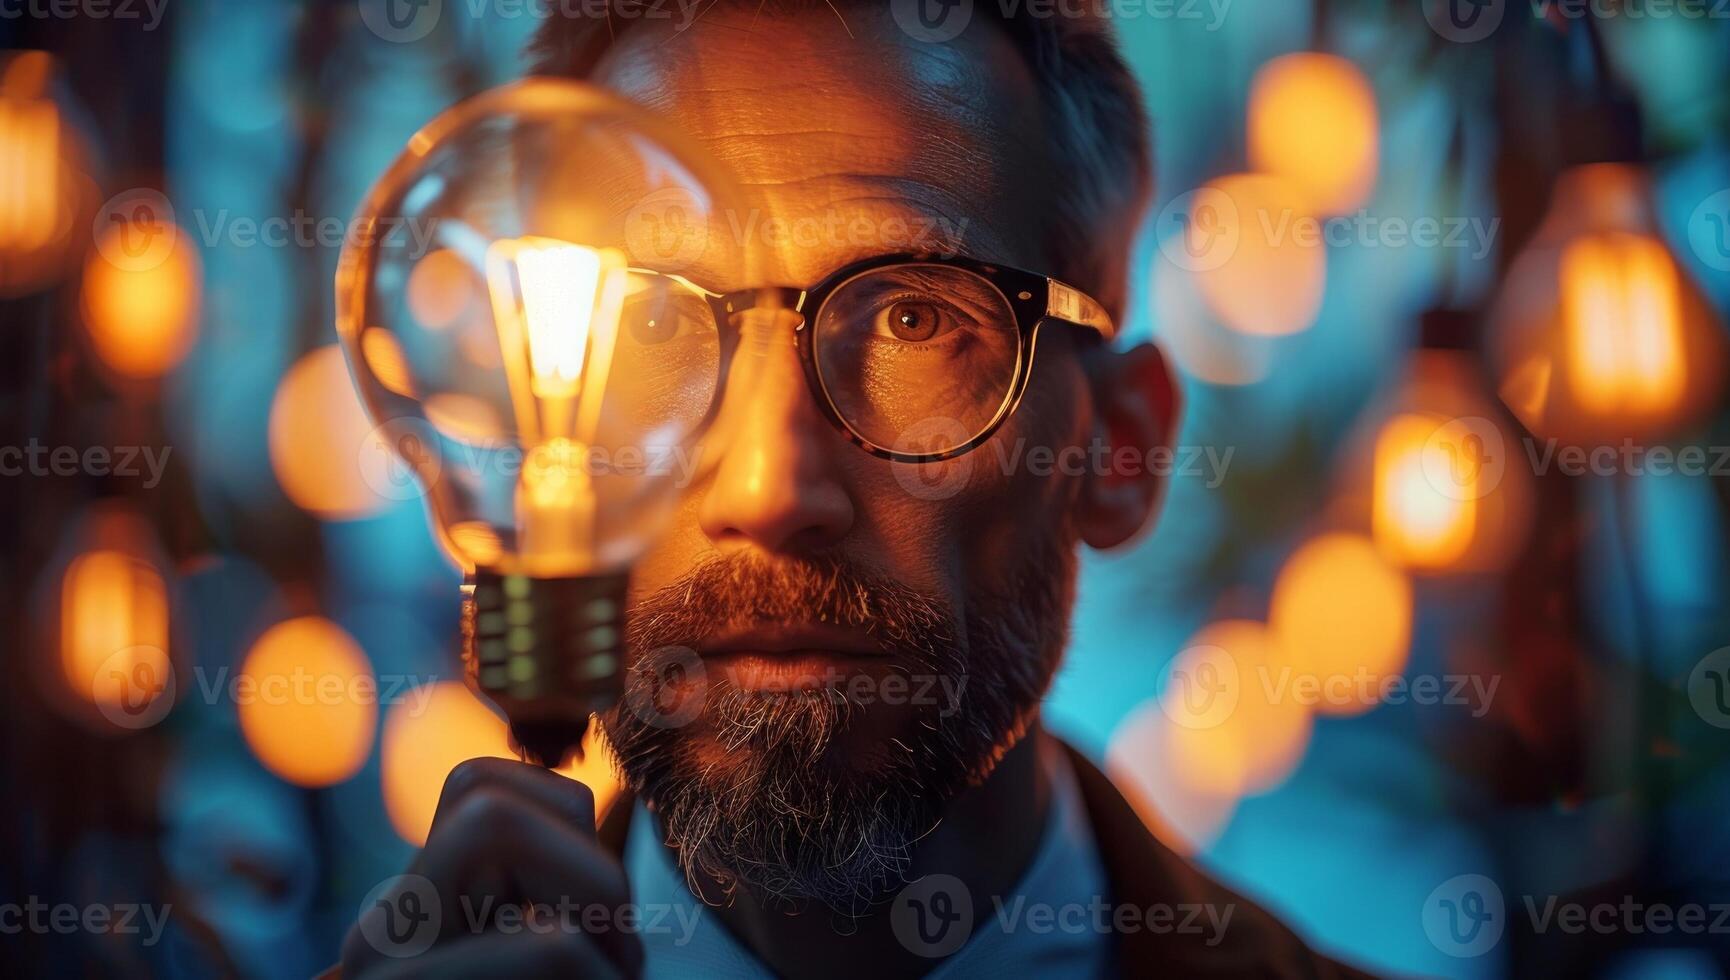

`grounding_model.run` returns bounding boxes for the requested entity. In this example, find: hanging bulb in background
[1491,163,1724,444]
